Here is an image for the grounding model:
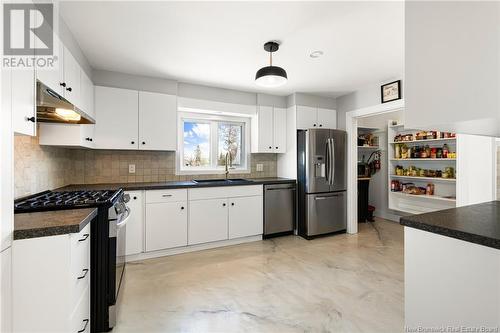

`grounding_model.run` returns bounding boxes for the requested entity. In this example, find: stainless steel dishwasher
[264,183,296,238]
